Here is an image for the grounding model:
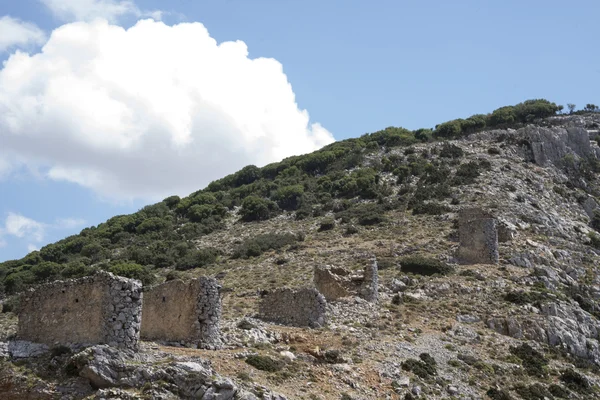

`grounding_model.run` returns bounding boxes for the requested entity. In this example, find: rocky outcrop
[68,345,288,399]
[487,301,600,365]
[518,125,594,166]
